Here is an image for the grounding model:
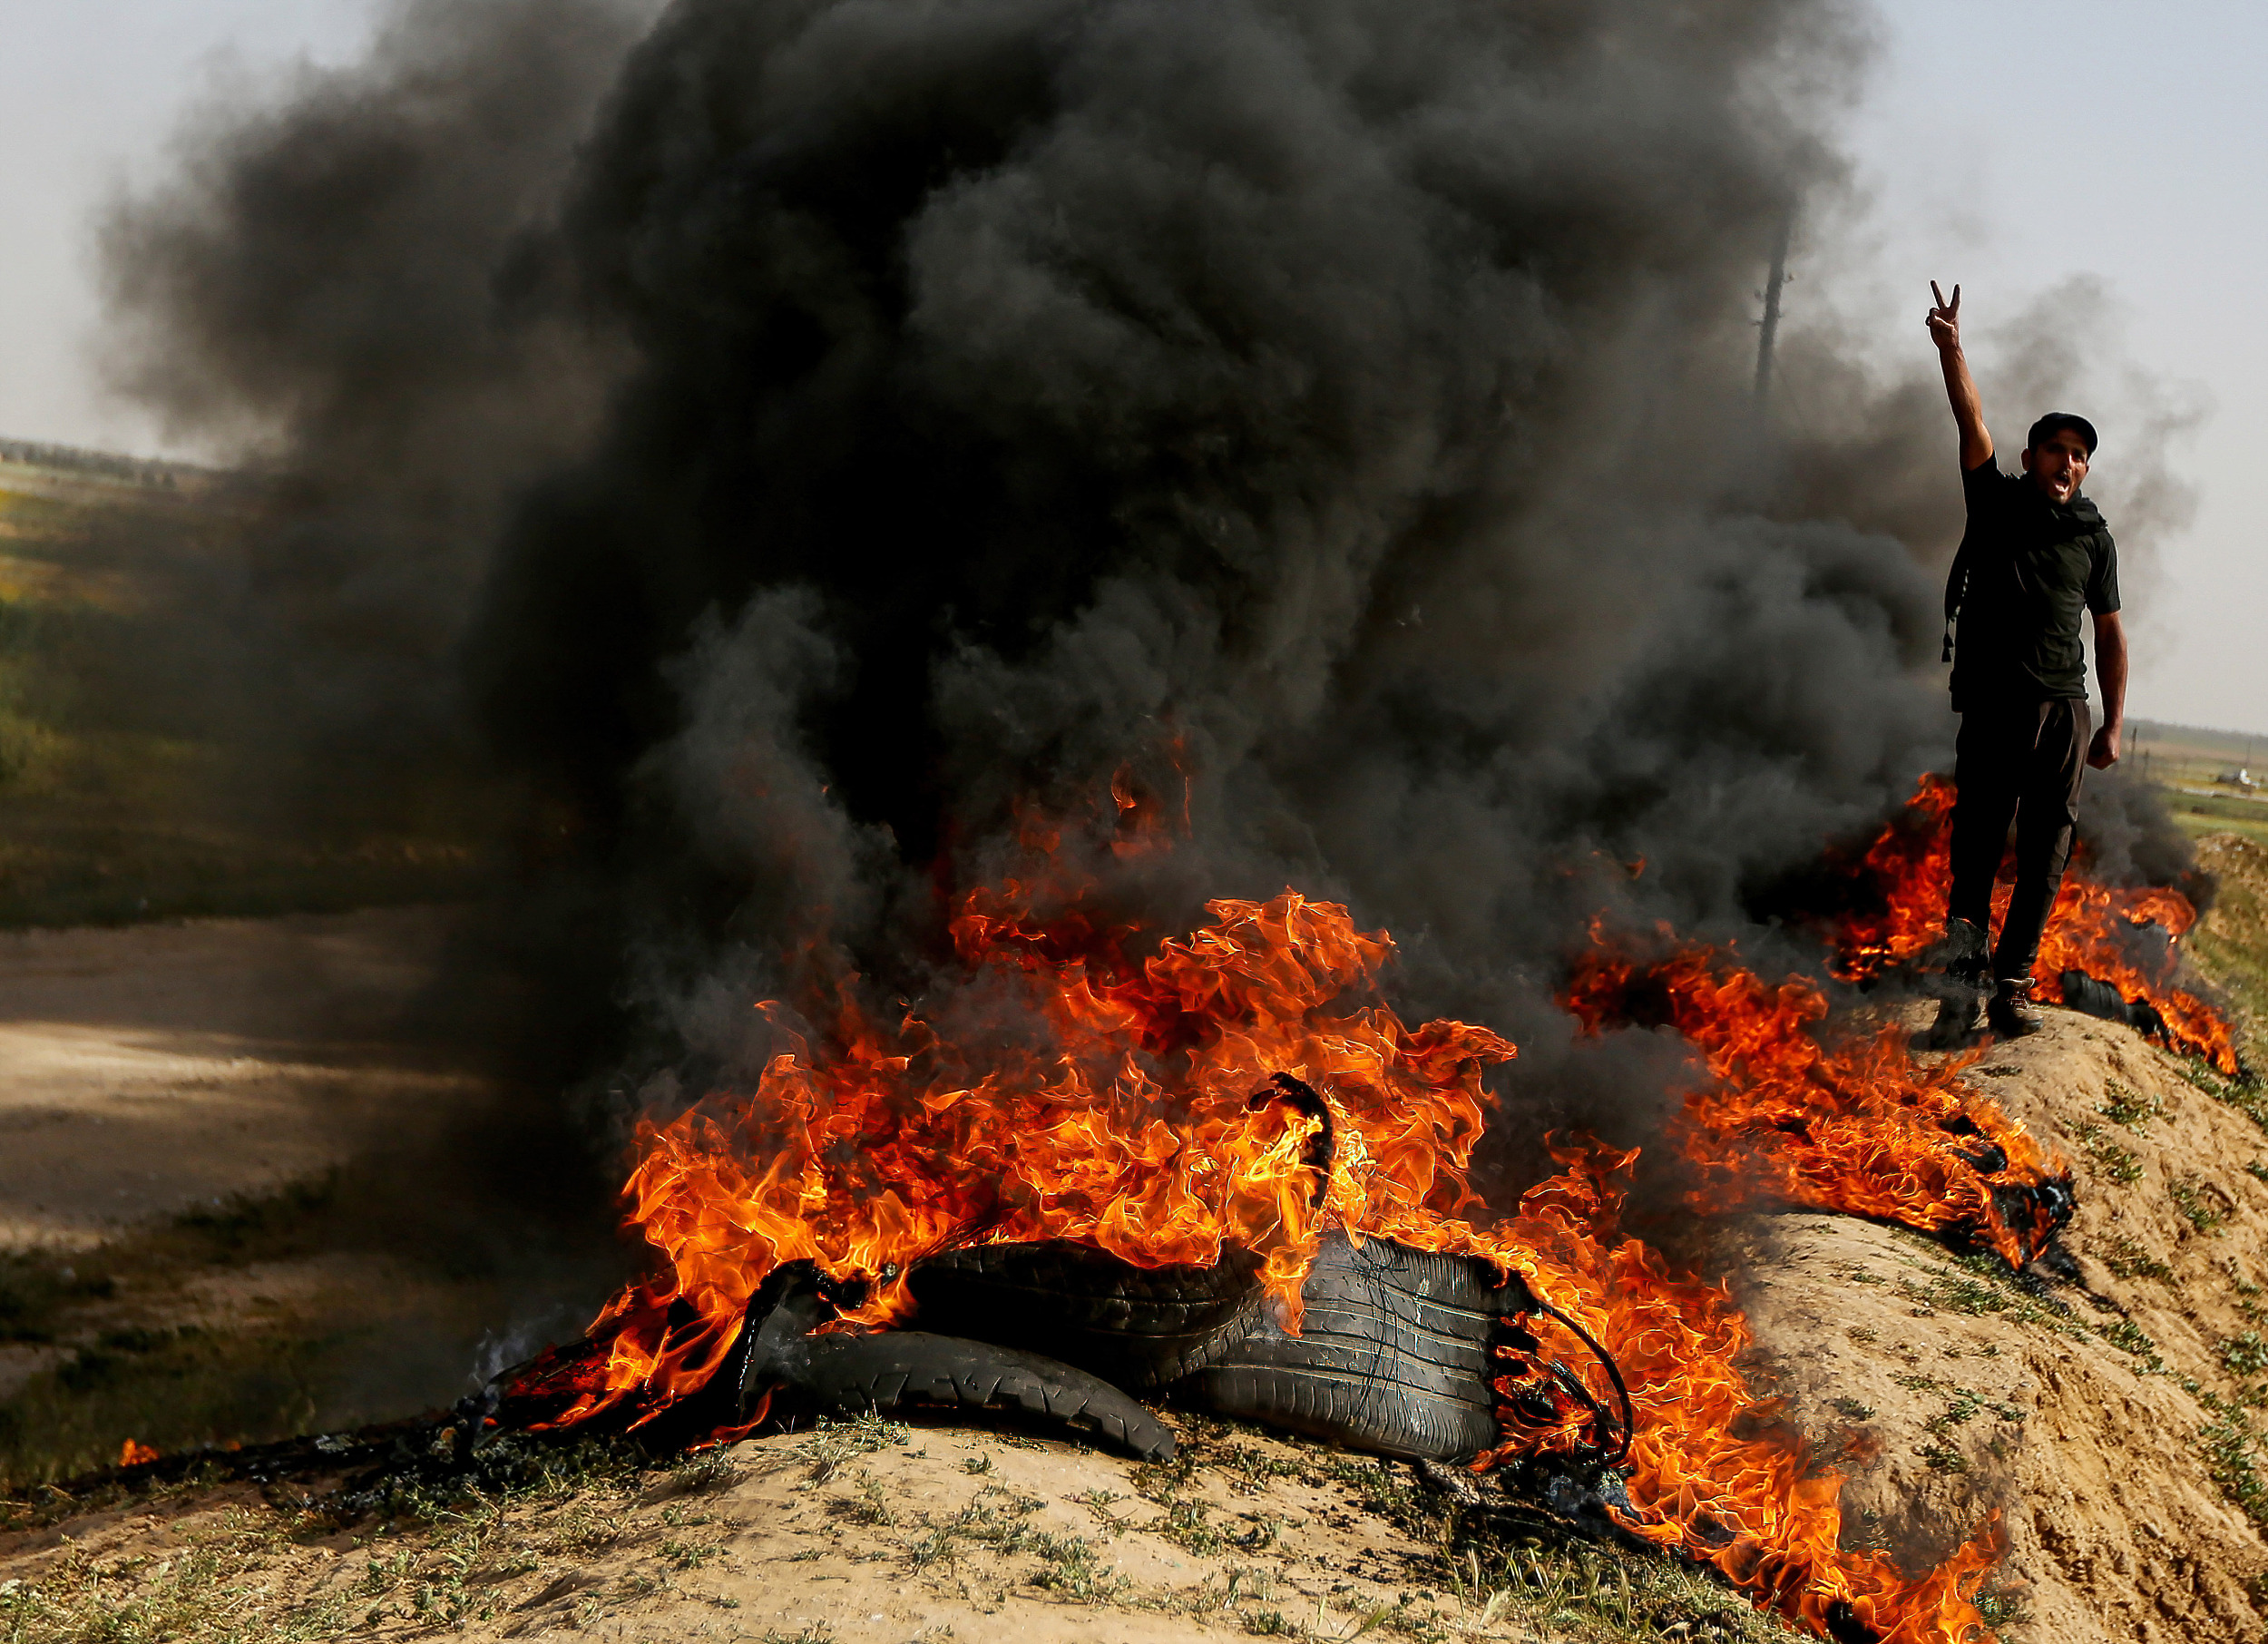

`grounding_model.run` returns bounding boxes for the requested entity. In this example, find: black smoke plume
[99,0,2197,1396]
[475,0,1935,1118]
